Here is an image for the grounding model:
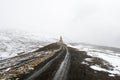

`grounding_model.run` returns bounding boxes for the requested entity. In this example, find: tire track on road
[25,47,66,80]
[53,46,70,80]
